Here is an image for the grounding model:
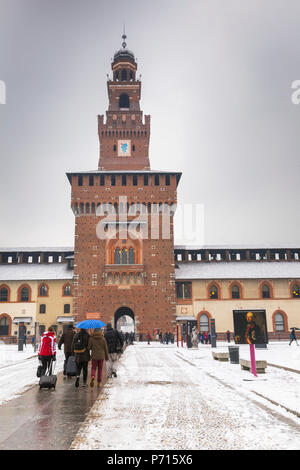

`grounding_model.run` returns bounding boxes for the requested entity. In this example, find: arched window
[114,248,121,264]
[119,93,130,108]
[0,287,9,302]
[121,248,128,265]
[209,285,218,299]
[231,285,240,299]
[262,284,270,298]
[0,316,9,335]
[292,284,300,298]
[63,284,72,296]
[121,69,127,81]
[20,287,29,302]
[129,70,134,81]
[128,248,135,264]
[199,314,209,332]
[39,284,48,297]
[274,312,285,331]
